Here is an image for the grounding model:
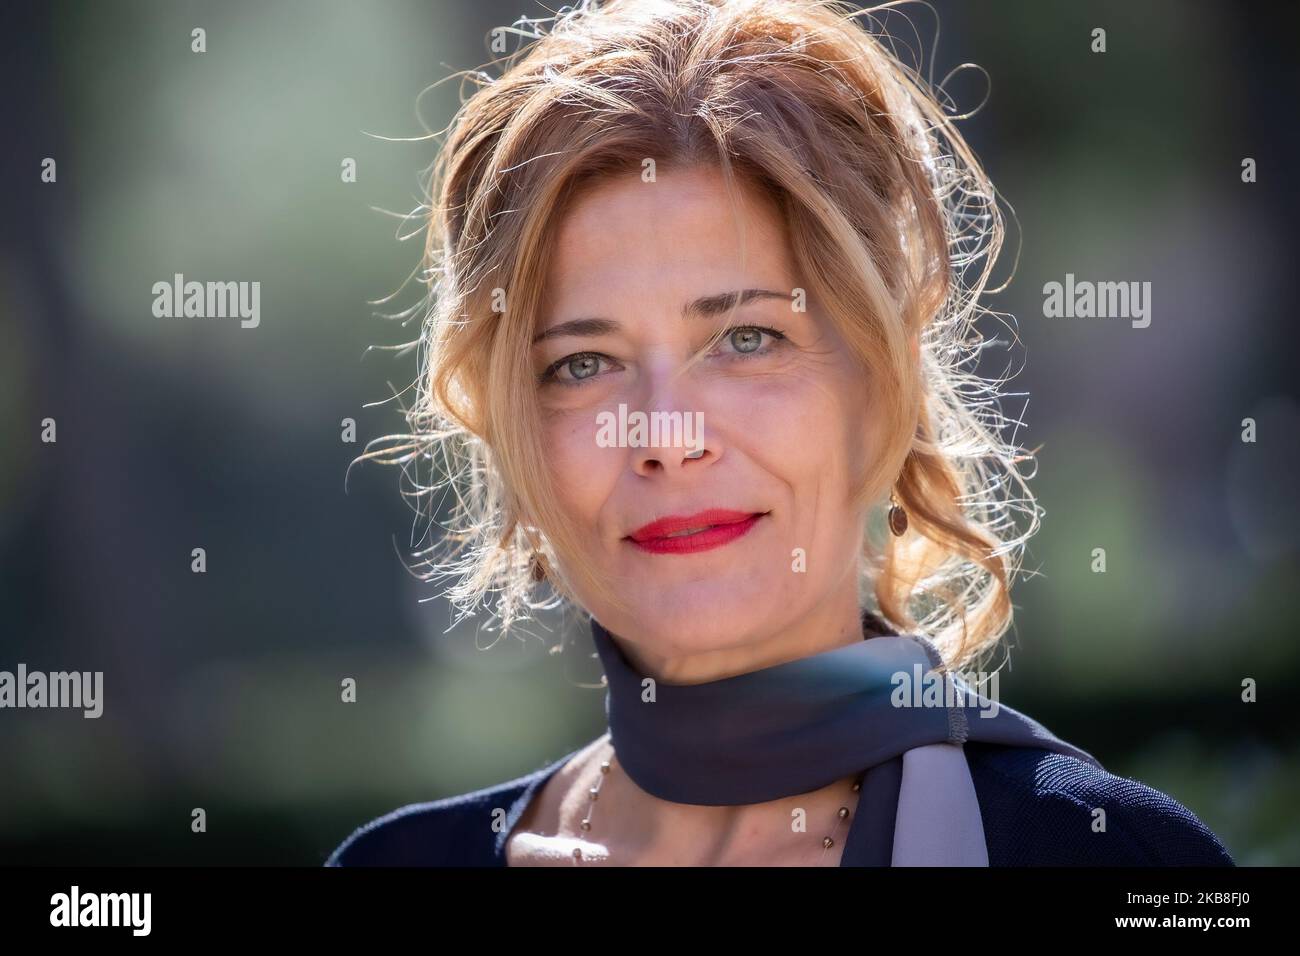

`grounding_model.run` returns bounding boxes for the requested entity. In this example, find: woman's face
[532,163,876,669]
